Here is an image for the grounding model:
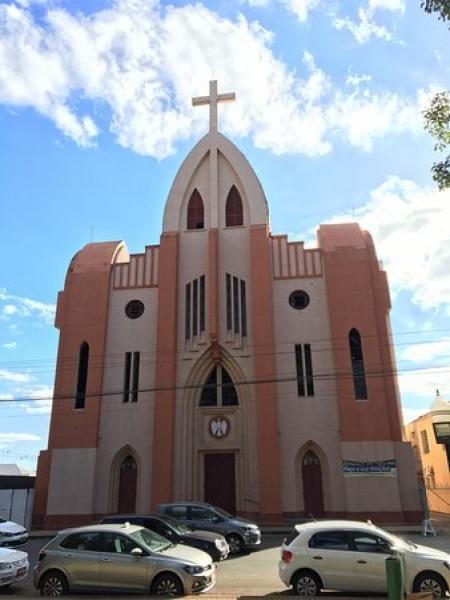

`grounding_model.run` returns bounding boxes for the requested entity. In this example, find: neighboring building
[405,392,450,516]
[0,464,35,528]
[33,81,421,528]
